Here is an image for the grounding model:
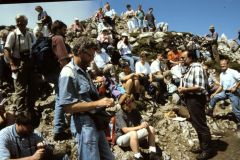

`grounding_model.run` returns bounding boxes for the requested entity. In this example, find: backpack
[104,116,116,146]
[31,36,59,75]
